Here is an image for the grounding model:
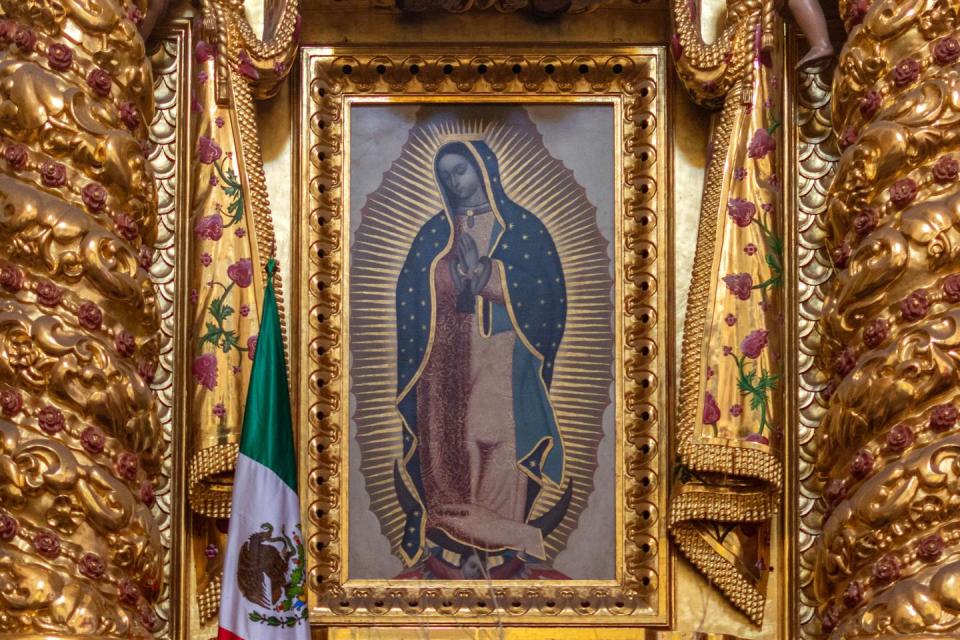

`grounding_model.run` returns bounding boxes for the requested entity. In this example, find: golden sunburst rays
[349,112,614,568]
